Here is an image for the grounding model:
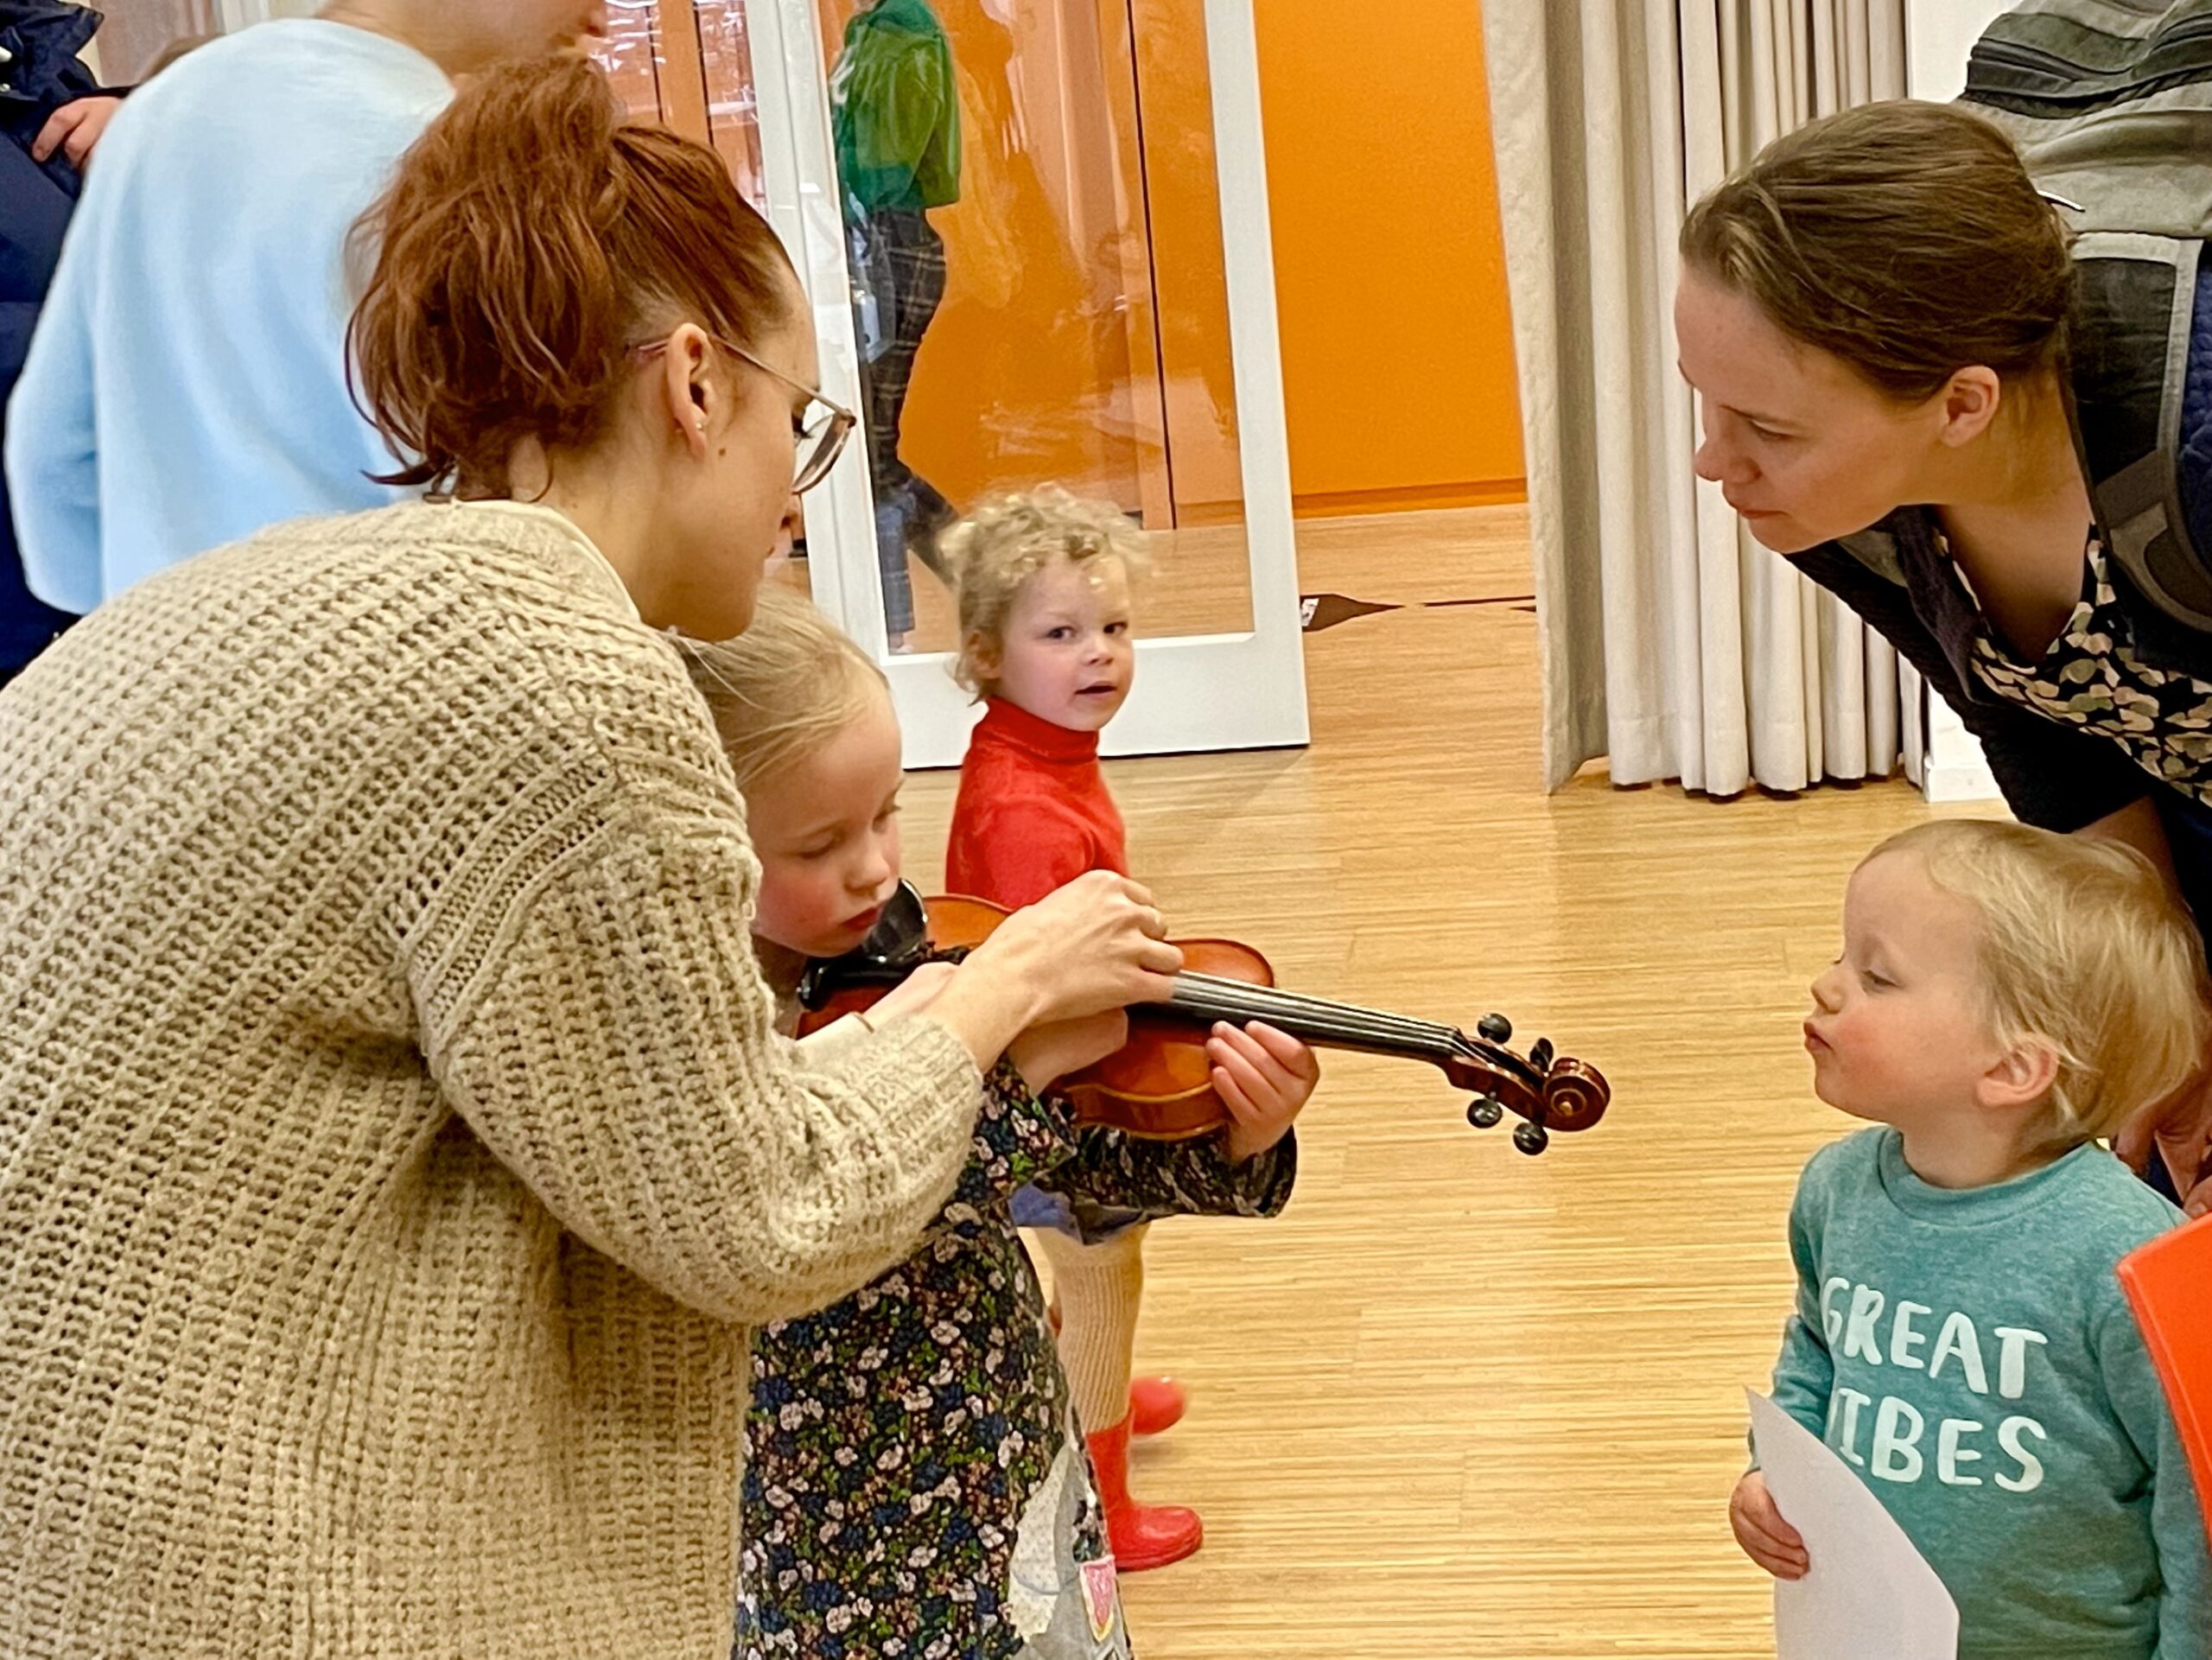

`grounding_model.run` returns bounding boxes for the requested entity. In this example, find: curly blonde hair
[678,588,887,796]
[941,486,1148,696]
[1868,820,2209,1147]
